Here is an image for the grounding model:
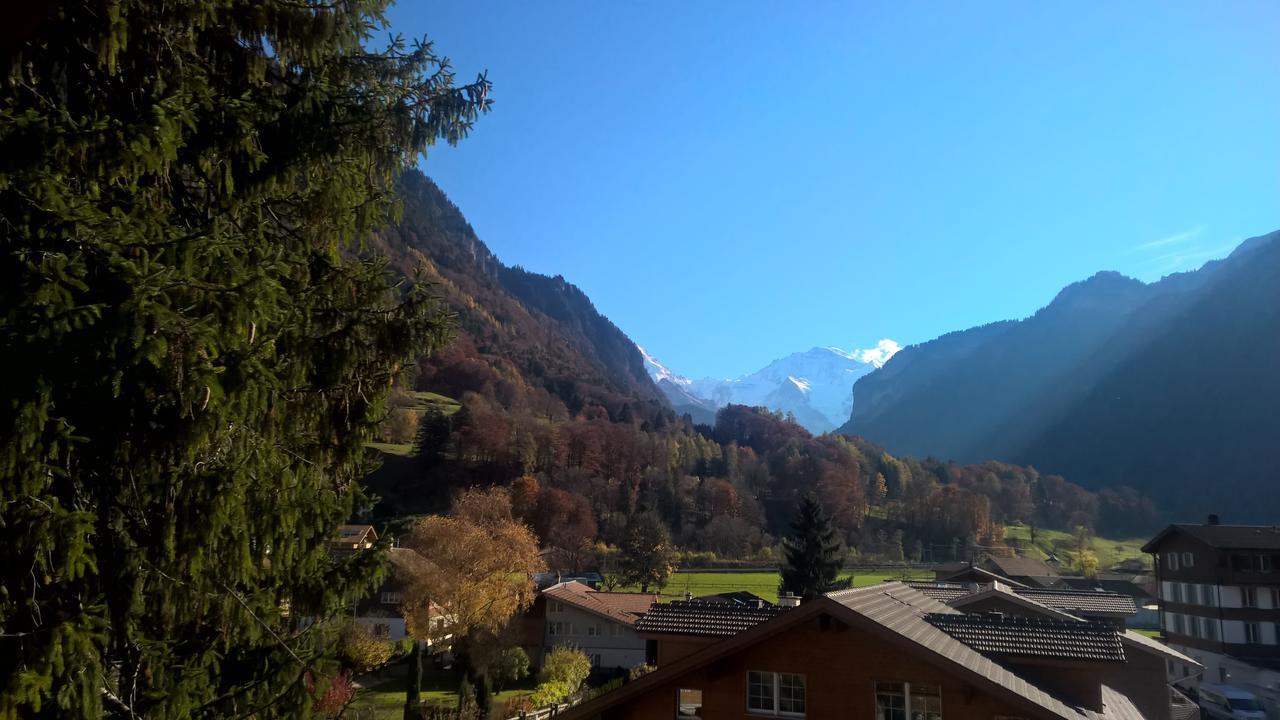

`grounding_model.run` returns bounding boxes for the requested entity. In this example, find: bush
[309,670,355,718]
[628,663,655,681]
[495,646,530,690]
[539,647,591,691]
[529,680,572,708]
[337,623,395,673]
